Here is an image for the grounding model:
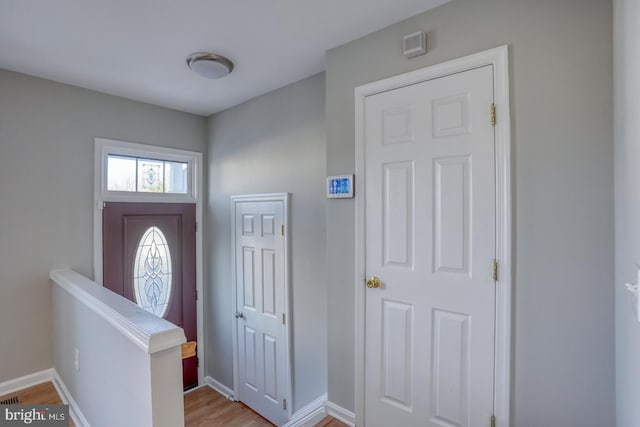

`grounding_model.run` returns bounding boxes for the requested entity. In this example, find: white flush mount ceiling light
[186,52,234,79]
